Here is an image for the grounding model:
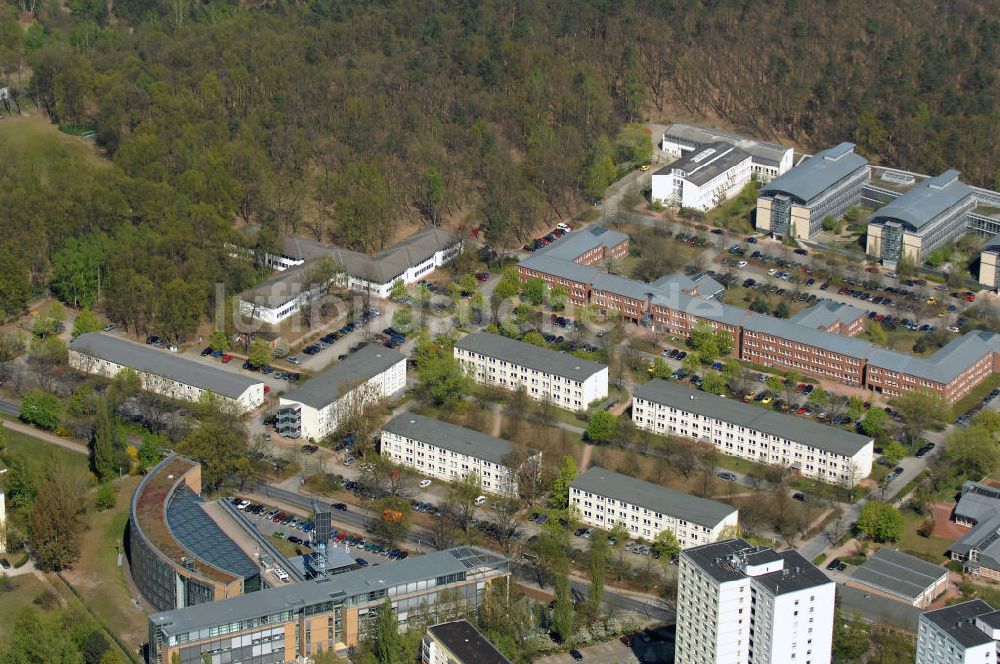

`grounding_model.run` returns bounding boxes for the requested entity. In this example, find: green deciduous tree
[19,389,63,430]
[891,389,949,445]
[586,410,618,443]
[90,402,126,482]
[701,370,727,395]
[857,501,904,543]
[945,424,1000,479]
[208,330,231,353]
[880,441,907,466]
[586,530,609,621]
[71,308,101,339]
[415,339,471,407]
[652,529,681,561]
[30,462,88,571]
[521,278,546,305]
[177,423,252,492]
[389,279,407,300]
[550,456,577,510]
[247,338,272,369]
[861,408,890,438]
